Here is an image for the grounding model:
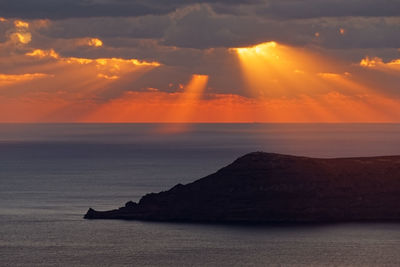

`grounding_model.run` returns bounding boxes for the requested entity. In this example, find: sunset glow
[1,40,400,123]
[232,41,400,122]
[0,10,398,123]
